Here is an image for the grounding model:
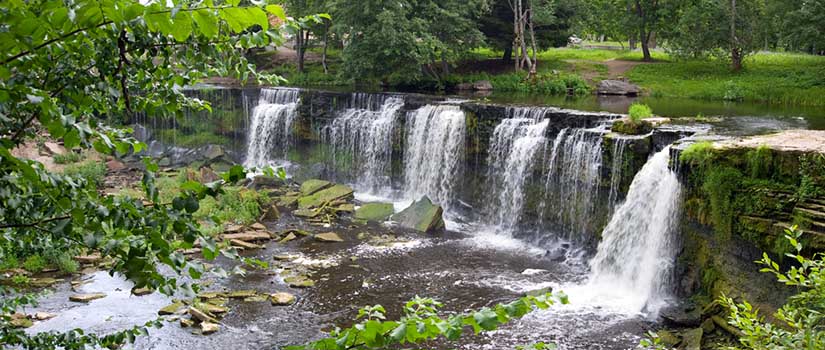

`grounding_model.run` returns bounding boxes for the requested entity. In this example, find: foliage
[627,103,653,124]
[680,141,716,167]
[286,293,568,350]
[196,186,268,226]
[0,0,296,347]
[62,161,107,188]
[22,255,46,273]
[745,145,772,179]
[721,226,825,349]
[52,152,82,164]
[796,153,825,202]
